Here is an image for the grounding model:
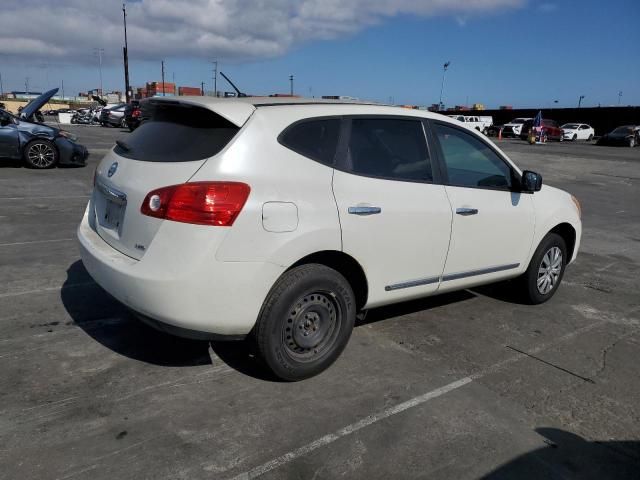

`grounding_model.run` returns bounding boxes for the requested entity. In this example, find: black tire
[120,117,128,128]
[572,134,577,141]
[23,139,58,169]
[518,233,567,304]
[587,134,593,141]
[629,138,635,148]
[253,264,356,381]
